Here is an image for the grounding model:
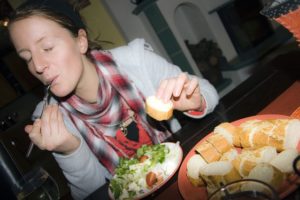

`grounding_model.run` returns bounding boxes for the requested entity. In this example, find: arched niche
[174,3,216,44]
